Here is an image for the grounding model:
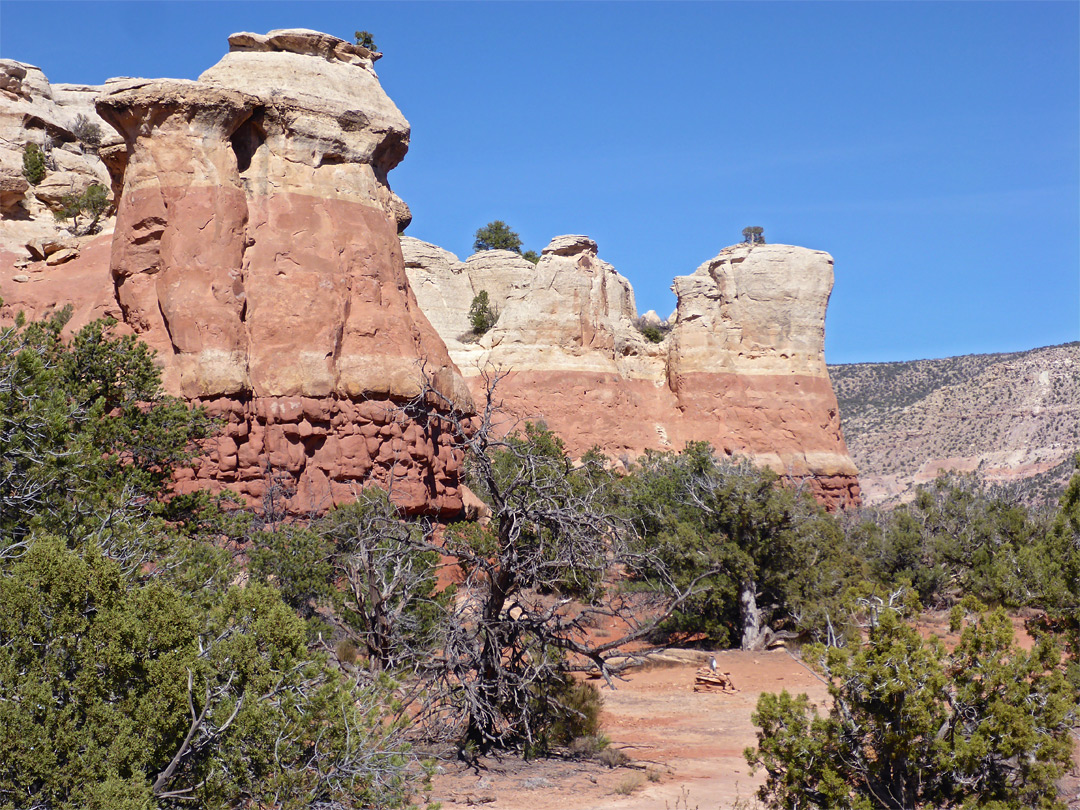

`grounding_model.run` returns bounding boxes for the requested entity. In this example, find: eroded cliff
[1,30,859,513]
[1,30,469,516]
[404,236,860,508]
